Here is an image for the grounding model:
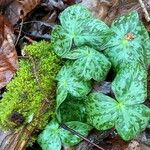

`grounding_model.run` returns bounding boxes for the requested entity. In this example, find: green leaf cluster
[104,11,150,70]
[52,4,111,111]
[87,11,150,140]
[56,61,91,110]
[0,41,61,129]
[38,4,150,150]
[38,119,91,150]
[51,4,111,56]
